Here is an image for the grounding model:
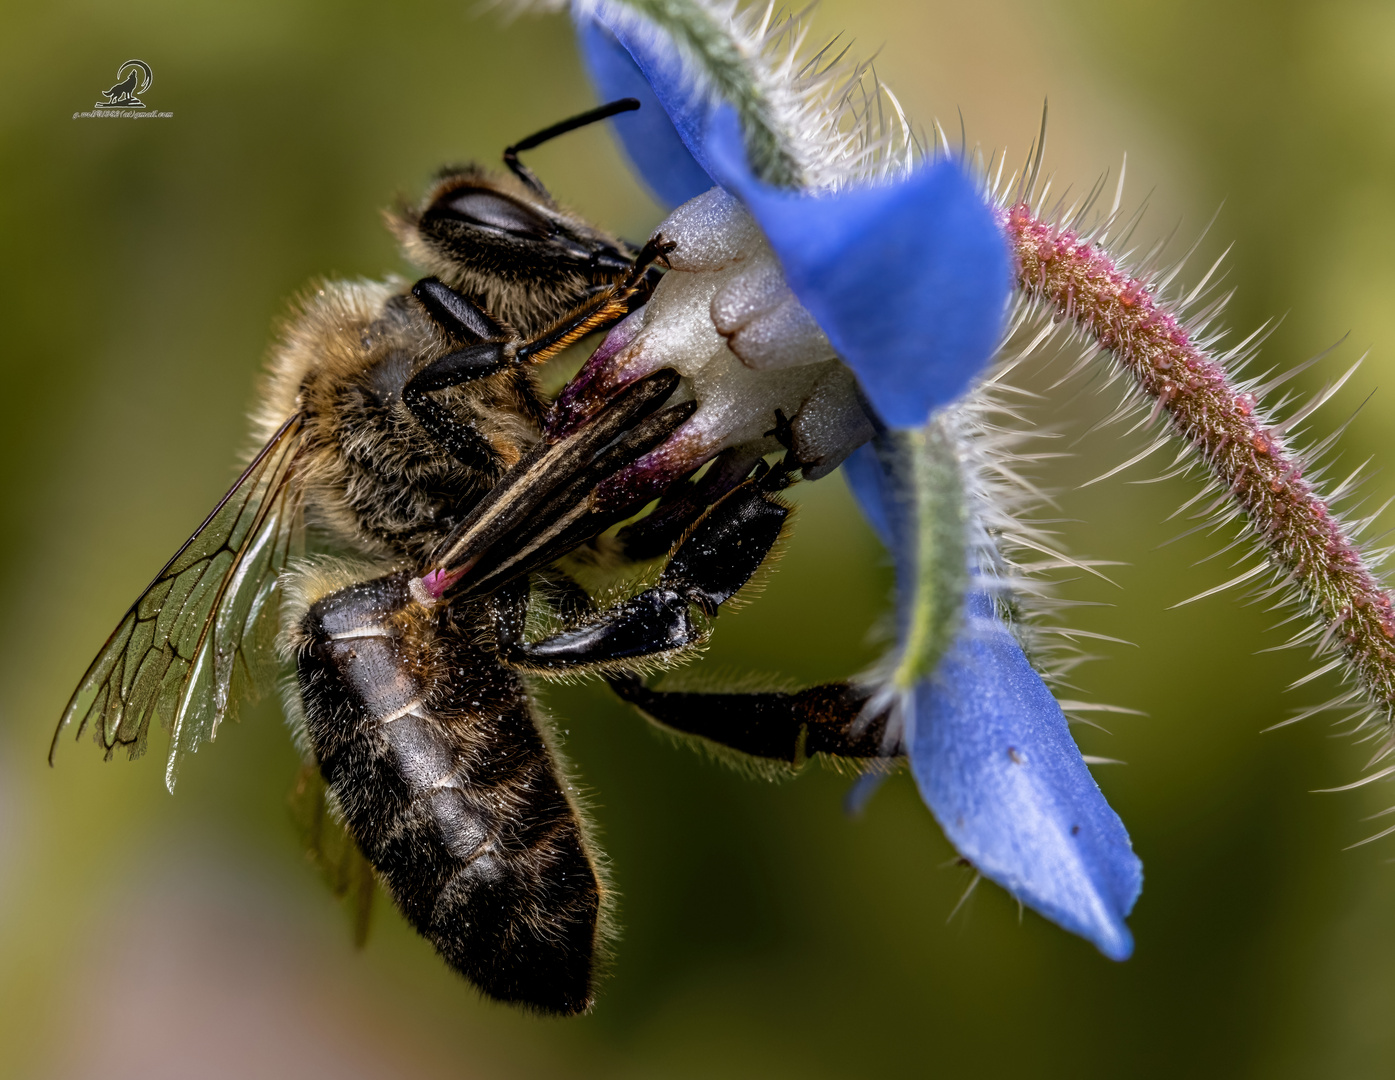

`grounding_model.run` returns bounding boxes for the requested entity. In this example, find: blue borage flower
[563,0,1142,959]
